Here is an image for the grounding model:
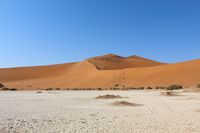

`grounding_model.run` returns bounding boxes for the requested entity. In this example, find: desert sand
[0,90,200,133]
[1,54,200,90]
